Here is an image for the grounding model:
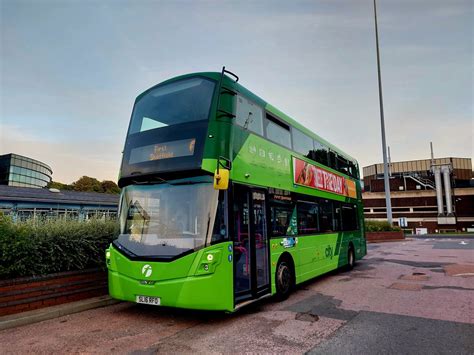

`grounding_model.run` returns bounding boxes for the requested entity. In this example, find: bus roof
[143,71,358,165]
